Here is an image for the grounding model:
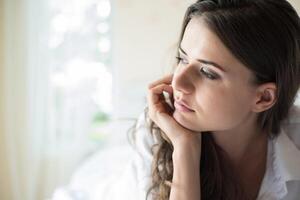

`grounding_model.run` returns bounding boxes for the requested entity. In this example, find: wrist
[172,141,201,163]
[173,133,201,154]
